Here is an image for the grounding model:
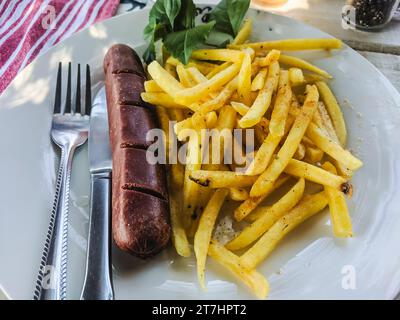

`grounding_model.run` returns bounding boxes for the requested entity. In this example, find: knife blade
[81,86,114,300]
[88,87,112,173]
